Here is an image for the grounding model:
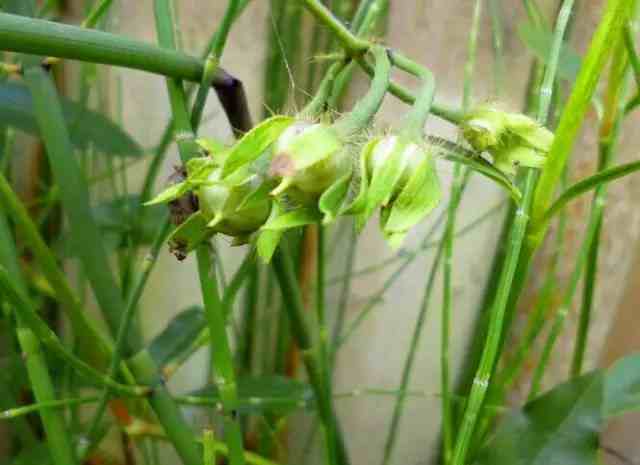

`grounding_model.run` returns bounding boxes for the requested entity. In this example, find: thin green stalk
[439,2,481,462]
[381,243,444,465]
[82,0,114,28]
[1,396,101,419]
[378,44,440,465]
[333,45,390,136]
[0,171,112,367]
[191,0,243,130]
[153,2,246,465]
[14,316,78,465]
[296,0,463,124]
[24,64,132,345]
[451,0,577,461]
[489,0,505,96]
[529,0,632,241]
[0,12,230,86]
[569,23,631,375]
[272,247,349,465]
[526,208,599,398]
[450,172,537,465]
[84,217,172,452]
[315,222,336,465]
[0,268,148,398]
